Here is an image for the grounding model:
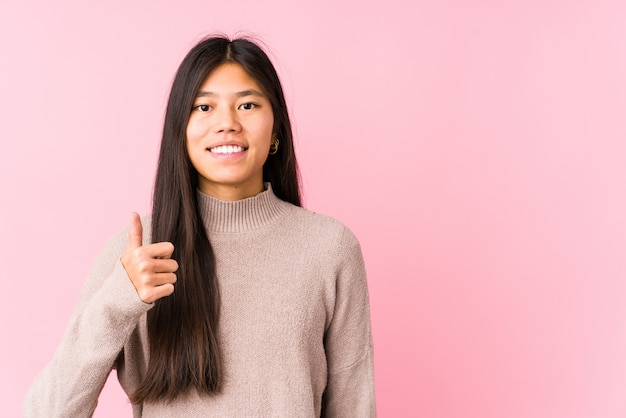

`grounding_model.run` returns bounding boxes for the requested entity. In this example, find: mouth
[208,145,247,154]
